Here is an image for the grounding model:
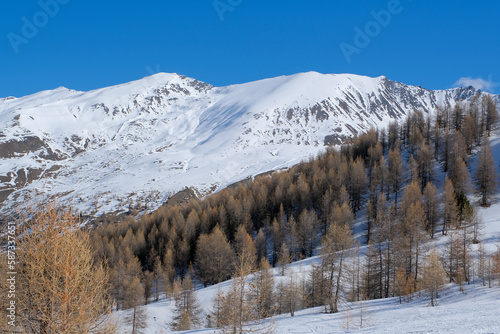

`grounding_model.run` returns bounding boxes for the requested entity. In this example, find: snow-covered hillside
[116,199,500,334]
[113,131,500,334]
[0,72,495,215]
[116,282,500,334]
